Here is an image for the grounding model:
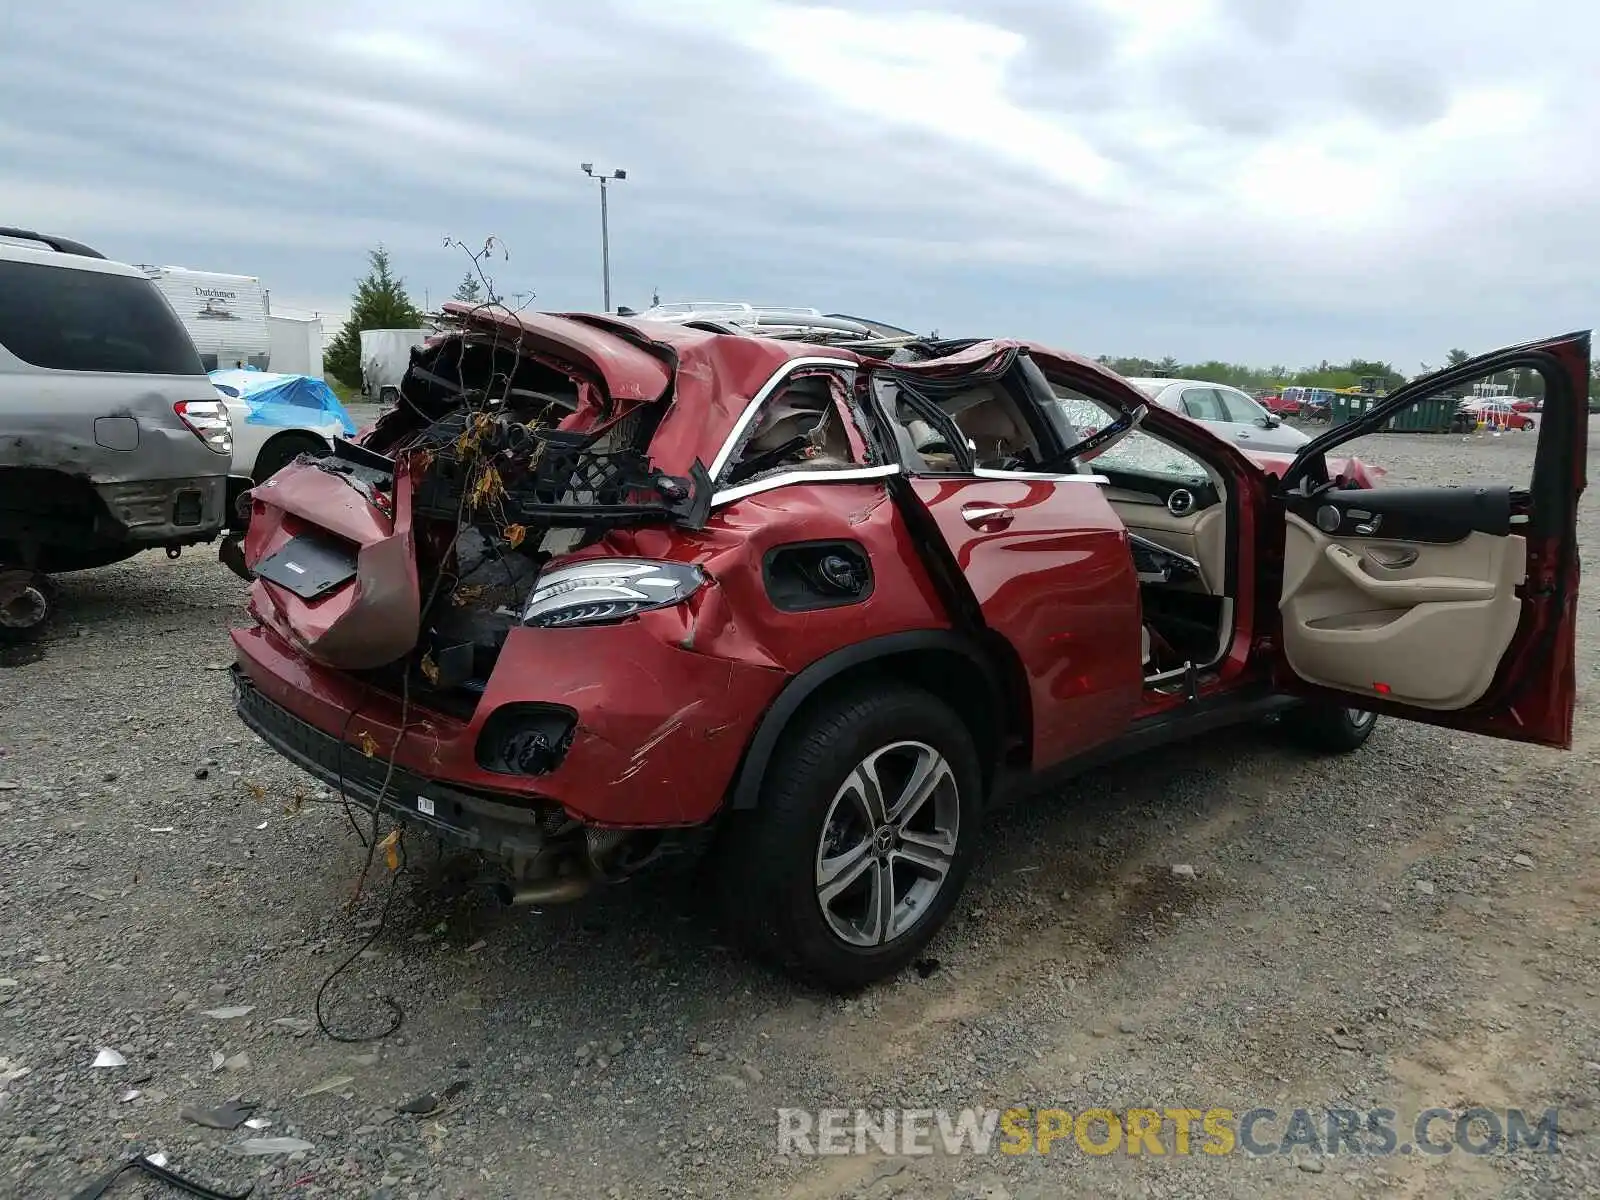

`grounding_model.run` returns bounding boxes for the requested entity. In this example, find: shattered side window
[720,369,866,487]
[1052,386,1209,481]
